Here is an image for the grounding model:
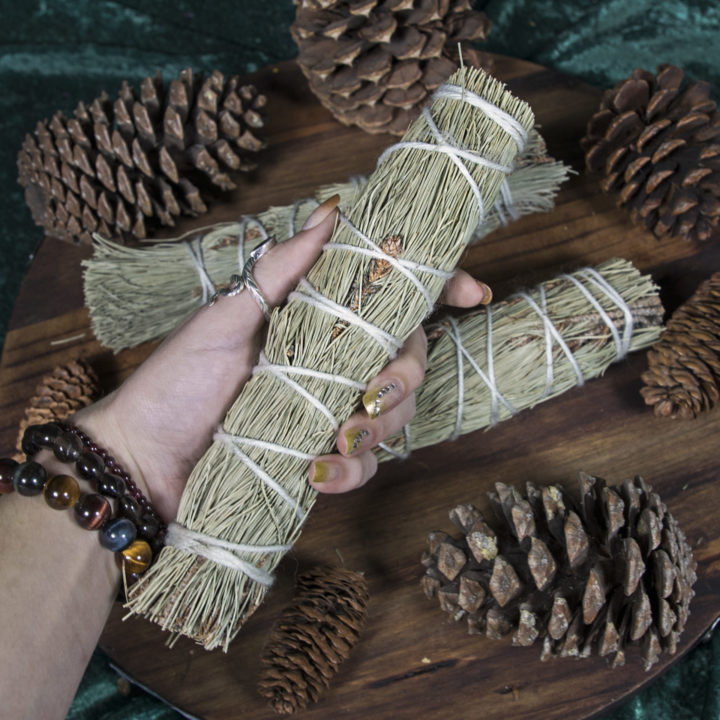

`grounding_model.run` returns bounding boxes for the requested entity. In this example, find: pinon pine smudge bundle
[376,258,664,460]
[257,567,369,714]
[421,474,696,670]
[640,272,720,419]
[125,66,534,650]
[83,127,571,352]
